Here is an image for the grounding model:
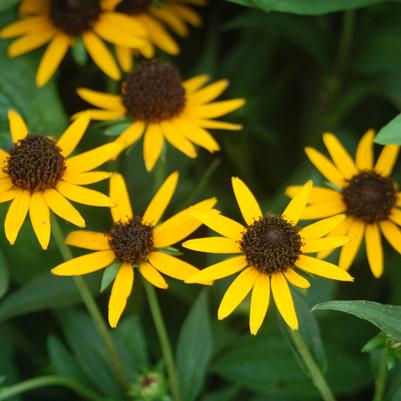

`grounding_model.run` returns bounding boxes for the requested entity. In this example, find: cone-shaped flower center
[50,0,101,36]
[5,135,66,191]
[342,171,397,223]
[122,60,186,122]
[108,216,154,264]
[240,215,302,274]
[116,0,151,14]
